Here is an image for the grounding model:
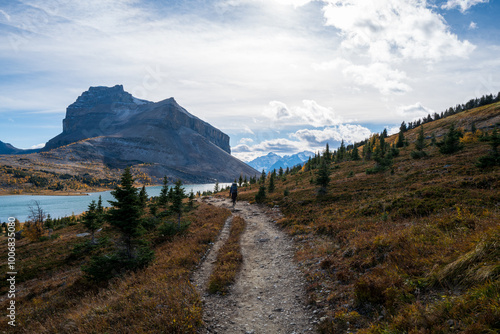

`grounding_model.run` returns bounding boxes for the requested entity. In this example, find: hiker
[229,182,238,208]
